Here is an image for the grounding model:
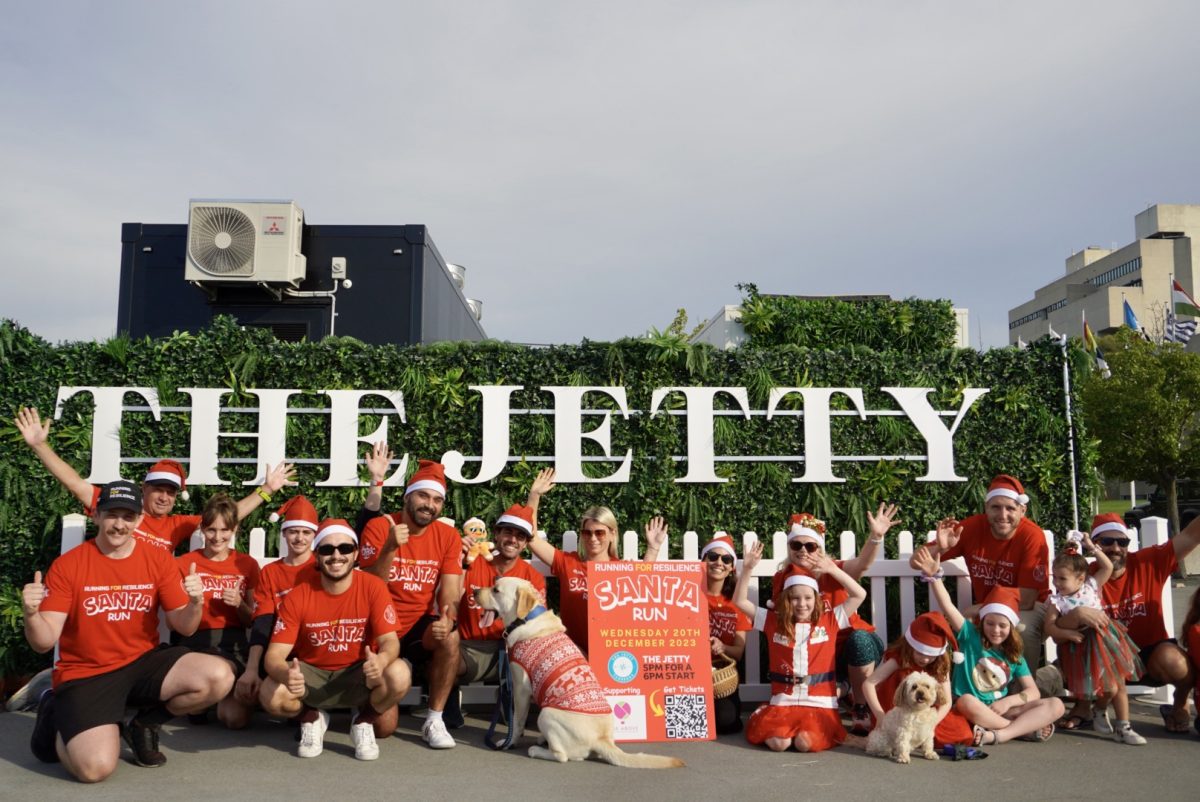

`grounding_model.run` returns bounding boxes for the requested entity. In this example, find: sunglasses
[580,529,609,539]
[703,552,735,565]
[316,543,357,556]
[789,540,820,553]
[1094,536,1130,548]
